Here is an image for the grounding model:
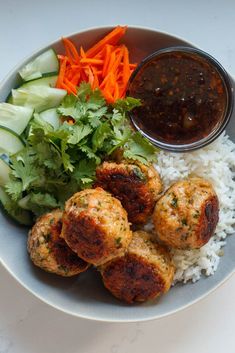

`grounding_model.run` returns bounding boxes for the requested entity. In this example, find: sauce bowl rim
[128,45,234,152]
